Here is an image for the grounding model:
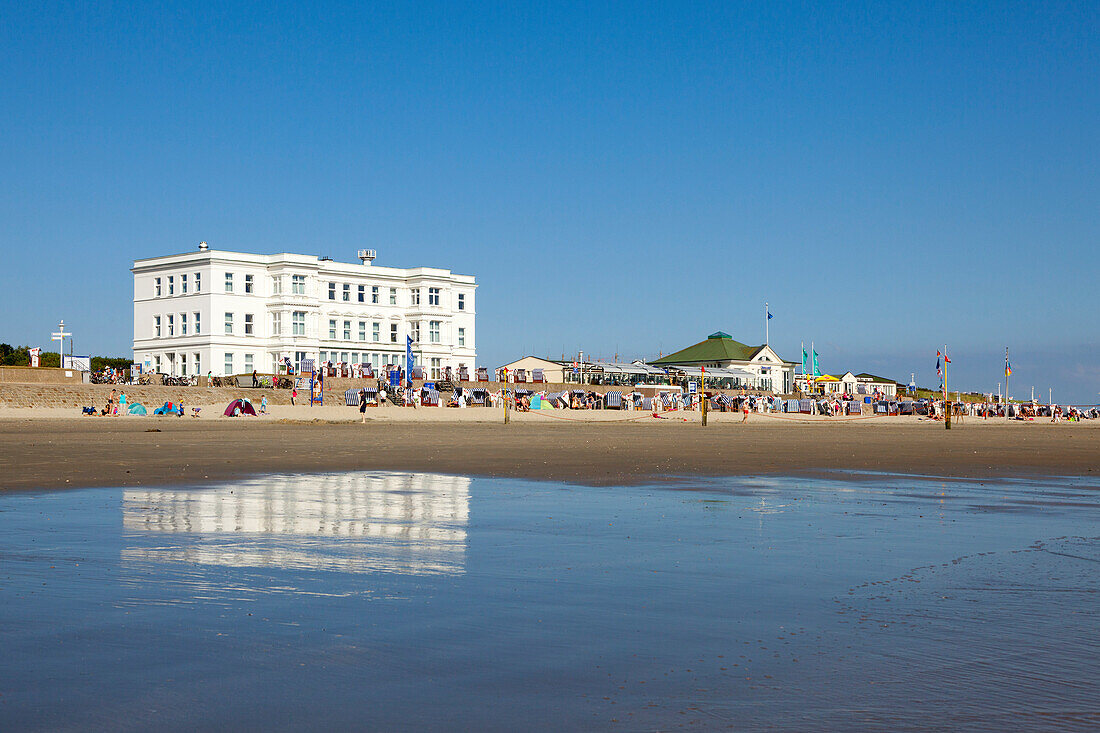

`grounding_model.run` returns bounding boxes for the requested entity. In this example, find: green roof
[856,372,896,384]
[652,335,768,365]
